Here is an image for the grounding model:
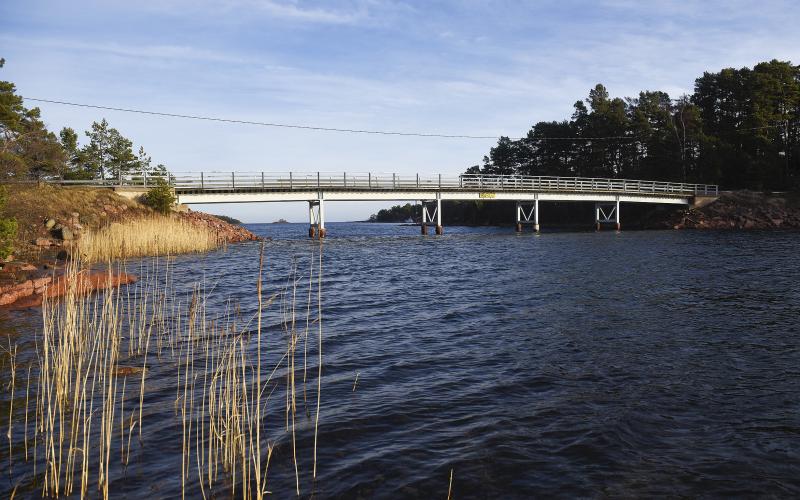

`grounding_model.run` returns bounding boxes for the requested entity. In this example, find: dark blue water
[3,224,800,498]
